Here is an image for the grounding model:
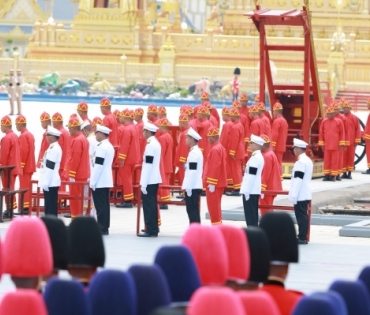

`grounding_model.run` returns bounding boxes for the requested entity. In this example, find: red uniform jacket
[344,112,361,145]
[335,114,348,146]
[19,129,36,174]
[196,119,212,159]
[174,127,190,167]
[117,124,125,139]
[37,131,49,168]
[210,115,218,127]
[136,120,146,163]
[203,142,227,188]
[210,106,220,128]
[64,132,90,180]
[261,284,303,315]
[240,114,250,143]
[0,130,21,175]
[189,119,197,130]
[103,112,118,146]
[57,126,70,173]
[158,132,174,174]
[229,122,245,160]
[249,117,264,137]
[319,118,345,150]
[365,113,370,142]
[261,149,282,192]
[118,123,140,165]
[260,114,272,137]
[265,110,272,123]
[220,120,232,149]
[271,116,288,152]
